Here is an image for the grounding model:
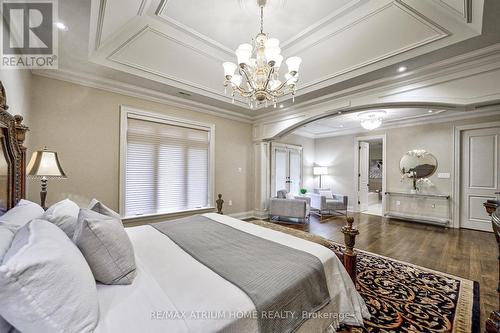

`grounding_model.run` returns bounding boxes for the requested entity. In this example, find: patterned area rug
[247,220,480,333]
